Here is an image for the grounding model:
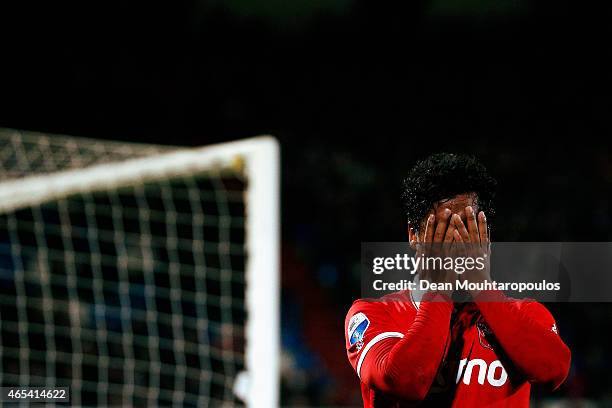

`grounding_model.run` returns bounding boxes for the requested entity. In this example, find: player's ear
[408,223,418,249]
